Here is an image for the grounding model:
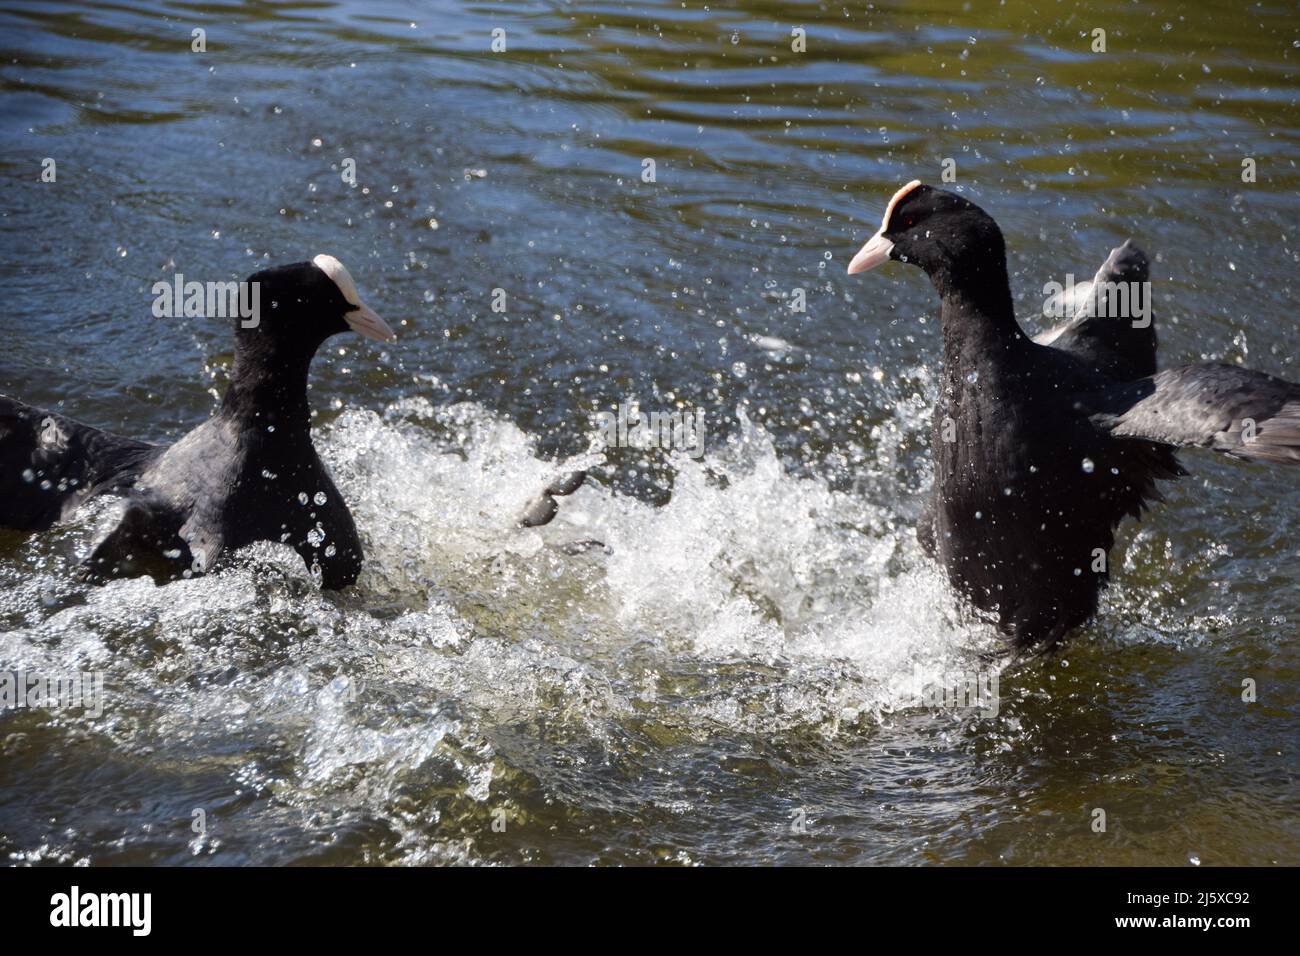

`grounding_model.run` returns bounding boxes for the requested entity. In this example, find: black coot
[1,255,394,588]
[848,181,1299,651]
